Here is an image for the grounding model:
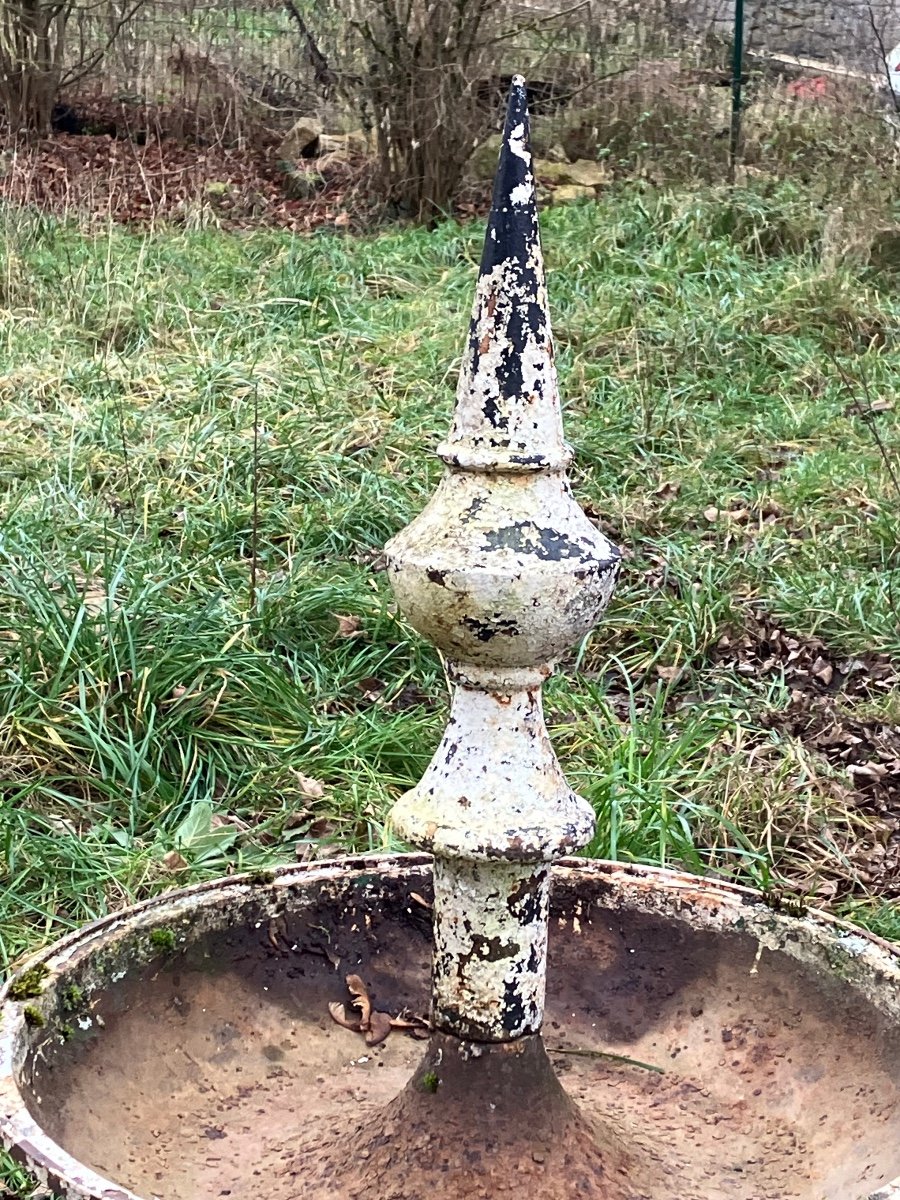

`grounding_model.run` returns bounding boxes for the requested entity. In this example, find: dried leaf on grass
[713,610,899,702]
[357,676,385,704]
[333,612,363,638]
[710,608,900,900]
[769,694,900,808]
[161,850,188,872]
[307,816,338,839]
[703,505,750,525]
[844,398,893,416]
[652,480,681,500]
[293,772,326,799]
